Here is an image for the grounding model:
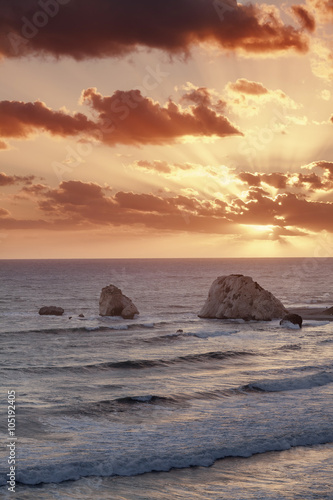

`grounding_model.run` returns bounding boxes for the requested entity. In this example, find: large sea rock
[198,274,287,321]
[99,285,139,319]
